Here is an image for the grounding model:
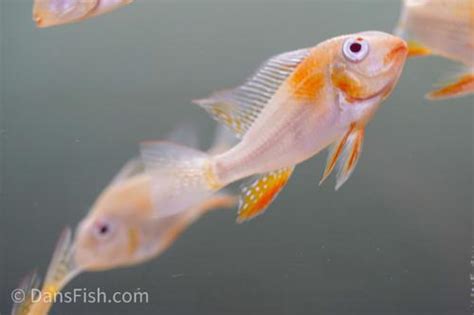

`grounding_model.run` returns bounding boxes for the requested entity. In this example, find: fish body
[395,0,474,99]
[72,126,236,271]
[12,127,236,315]
[33,0,133,28]
[73,171,235,271]
[145,31,407,222]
